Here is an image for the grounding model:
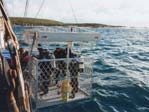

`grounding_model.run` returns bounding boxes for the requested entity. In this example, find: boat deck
[36,85,90,109]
